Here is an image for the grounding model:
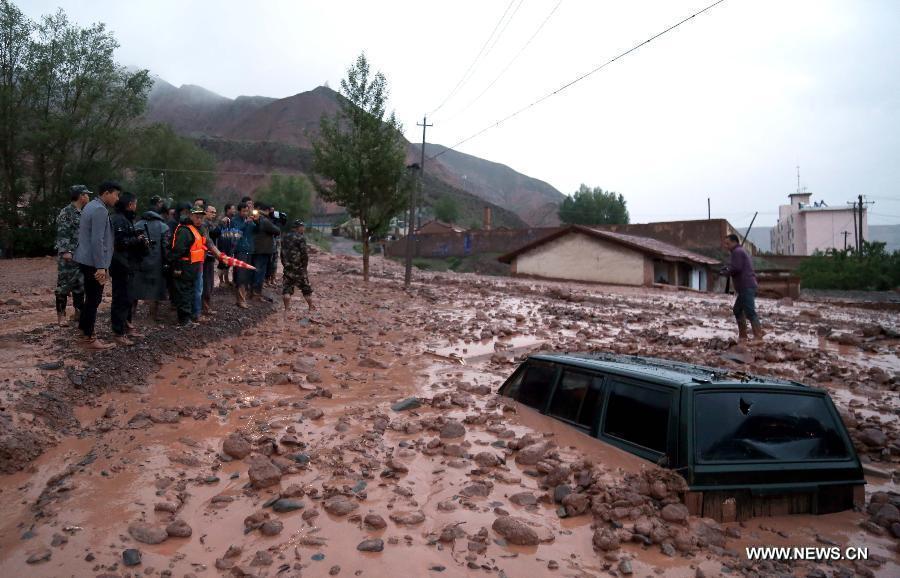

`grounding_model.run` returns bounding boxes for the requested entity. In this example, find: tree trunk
[362,235,370,282]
